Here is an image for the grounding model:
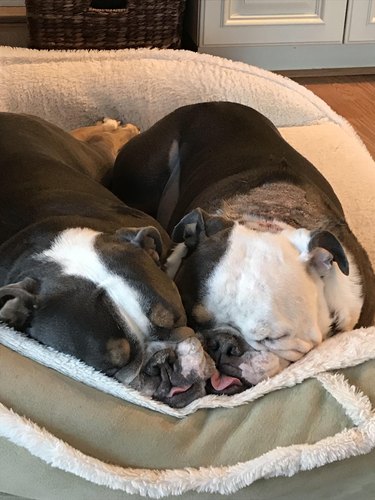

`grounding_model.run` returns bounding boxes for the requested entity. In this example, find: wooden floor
[293,75,375,159]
